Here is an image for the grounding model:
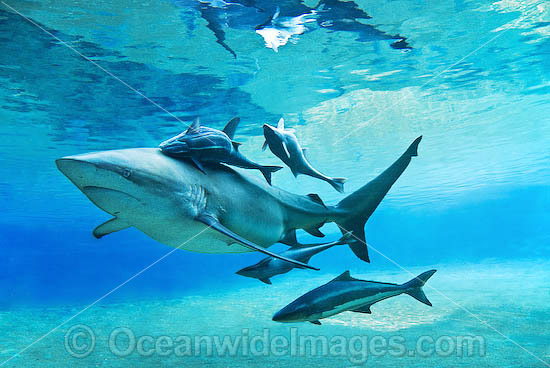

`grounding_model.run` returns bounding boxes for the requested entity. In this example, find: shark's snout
[55,156,99,187]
